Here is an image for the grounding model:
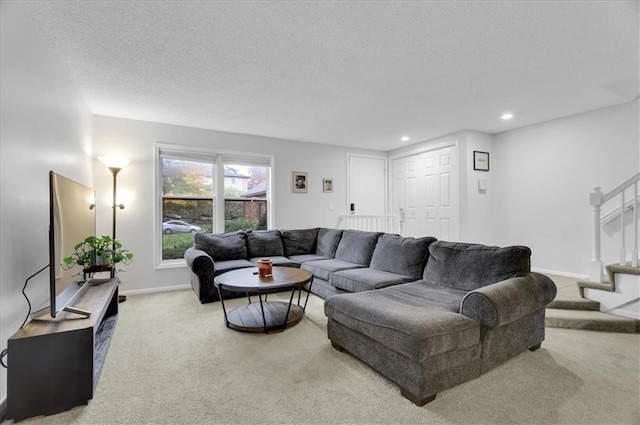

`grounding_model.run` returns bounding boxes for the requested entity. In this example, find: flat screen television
[32,171,96,319]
